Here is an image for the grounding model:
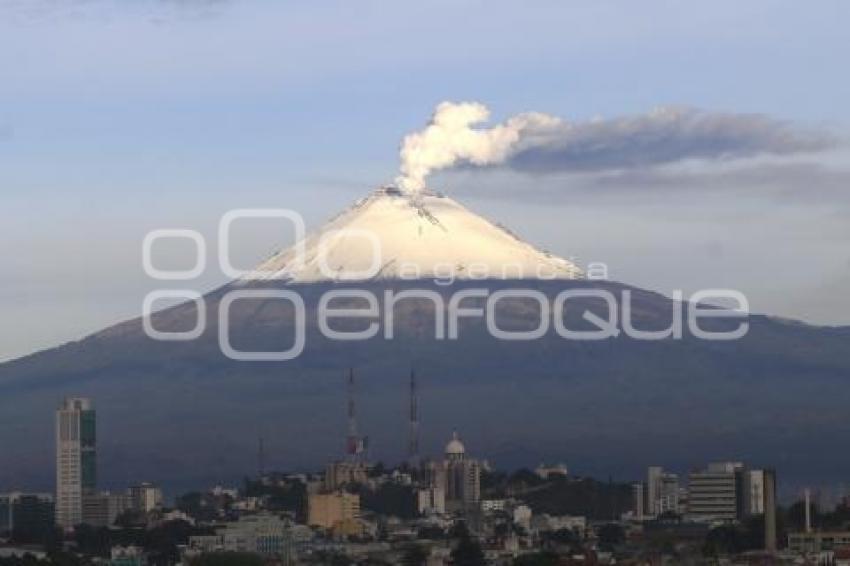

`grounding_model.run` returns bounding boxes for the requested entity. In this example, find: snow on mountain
[244,186,582,283]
